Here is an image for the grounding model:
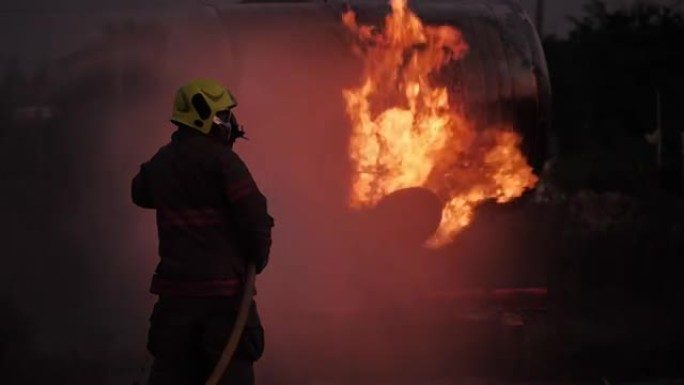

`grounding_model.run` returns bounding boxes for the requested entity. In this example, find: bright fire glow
[342,0,538,248]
